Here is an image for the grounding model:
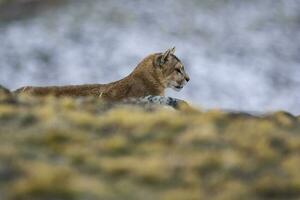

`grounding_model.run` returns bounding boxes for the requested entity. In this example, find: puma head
[155,47,190,91]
